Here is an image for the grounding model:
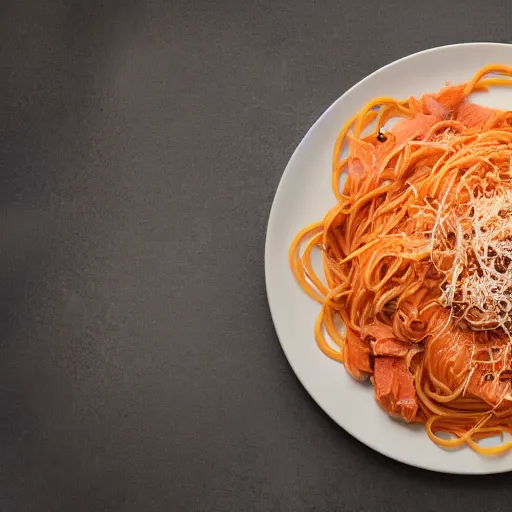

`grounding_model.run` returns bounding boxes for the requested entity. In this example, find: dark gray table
[2,1,512,510]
